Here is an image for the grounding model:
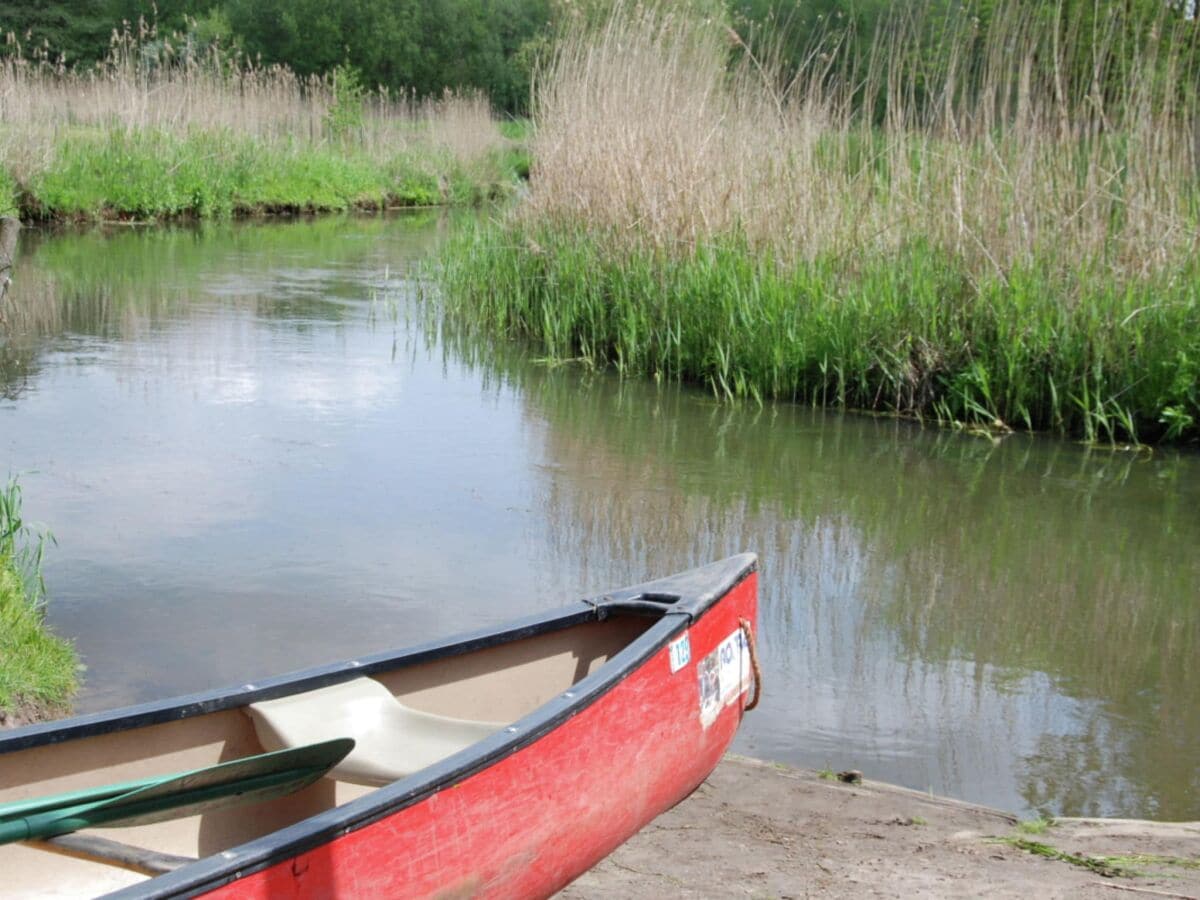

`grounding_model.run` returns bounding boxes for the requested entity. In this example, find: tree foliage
[1,0,1196,114]
[0,0,113,65]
